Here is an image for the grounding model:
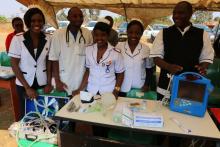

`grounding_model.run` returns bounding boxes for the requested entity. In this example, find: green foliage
[191,11,213,24]
[214,17,220,22]
[89,9,100,20]
[114,16,126,27]
[0,15,7,23]
[151,16,173,26]
[56,9,68,21]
